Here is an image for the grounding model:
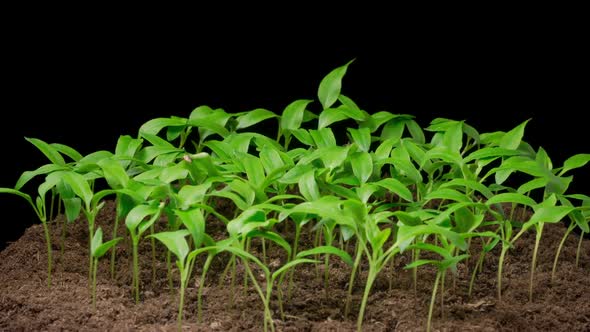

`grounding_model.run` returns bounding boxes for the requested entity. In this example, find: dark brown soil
[2,200,590,331]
